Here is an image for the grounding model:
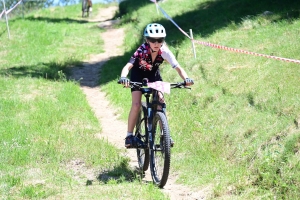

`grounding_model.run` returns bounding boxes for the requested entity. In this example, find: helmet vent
[143,23,166,37]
